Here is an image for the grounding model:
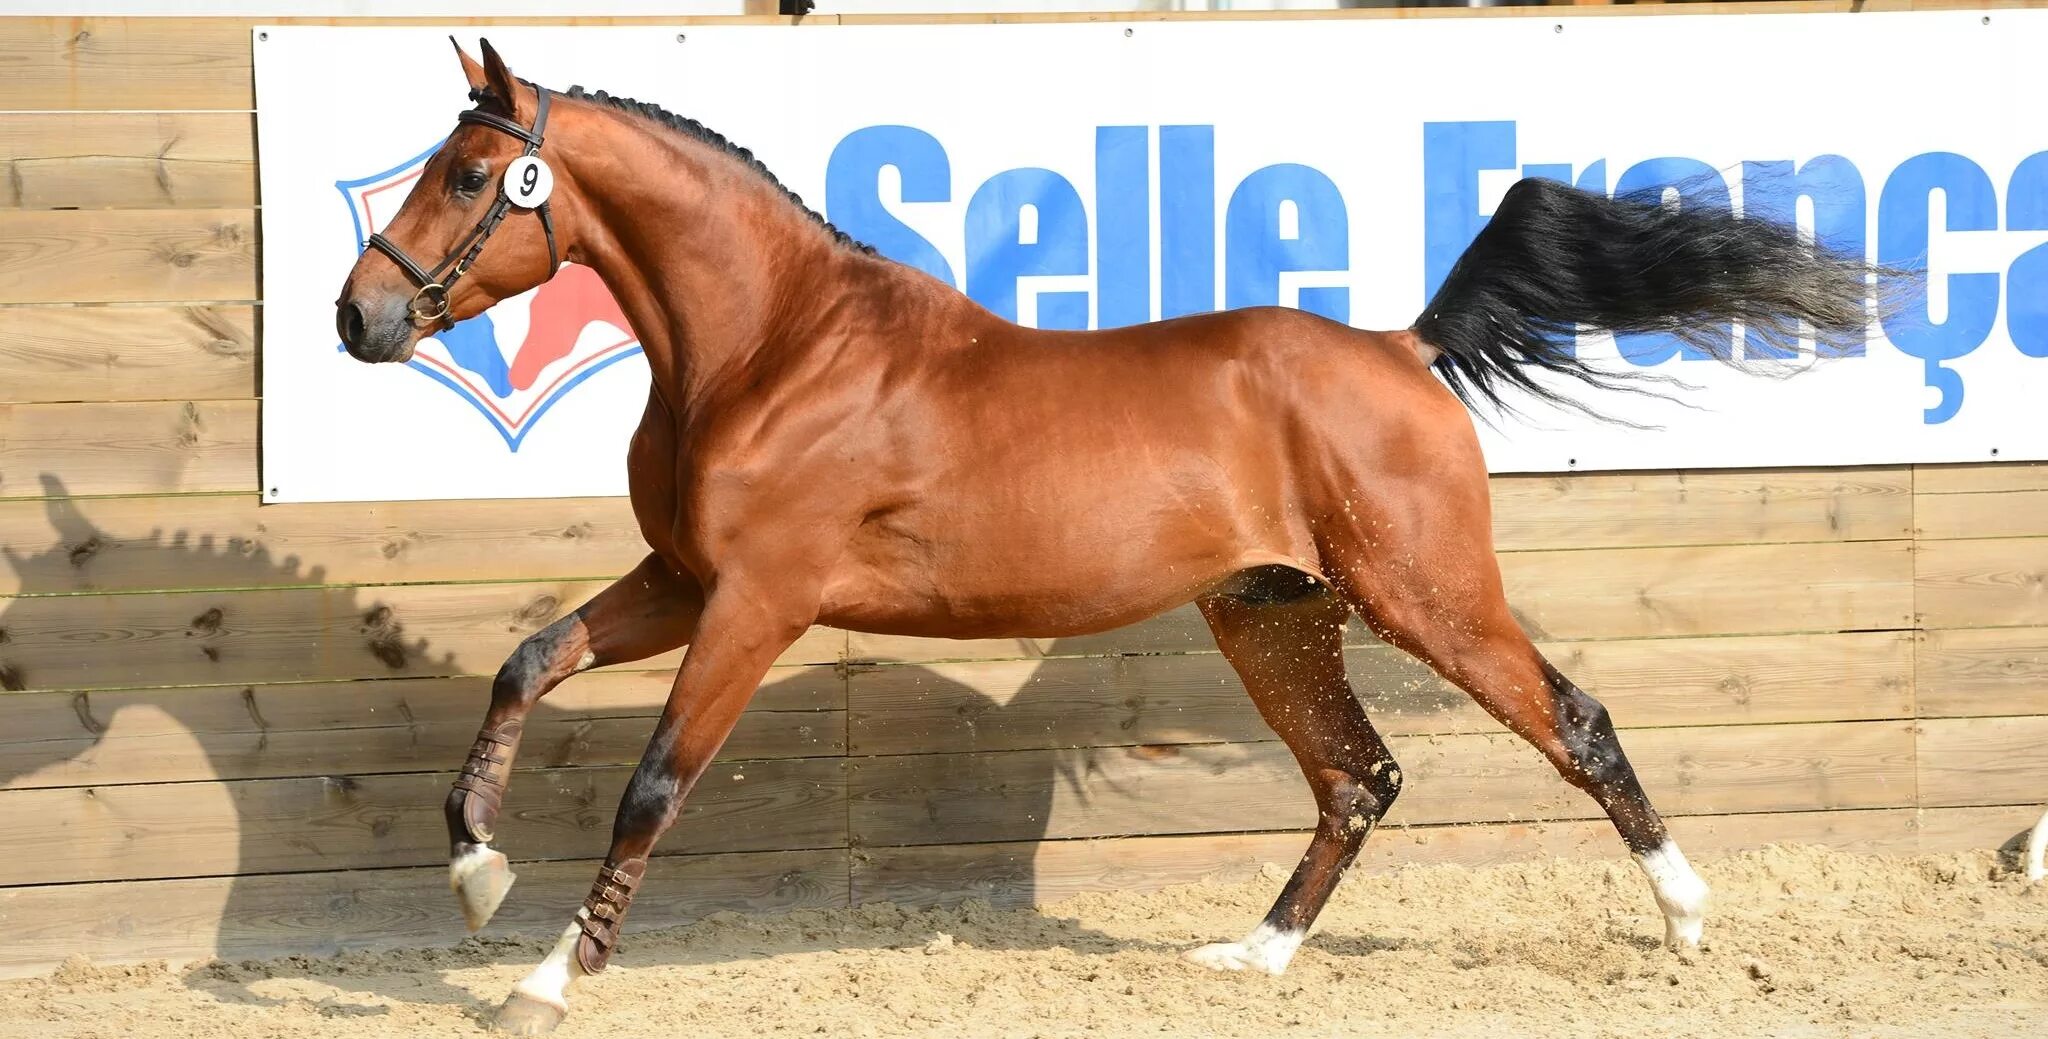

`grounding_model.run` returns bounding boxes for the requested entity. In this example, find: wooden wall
[1,3,2043,979]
